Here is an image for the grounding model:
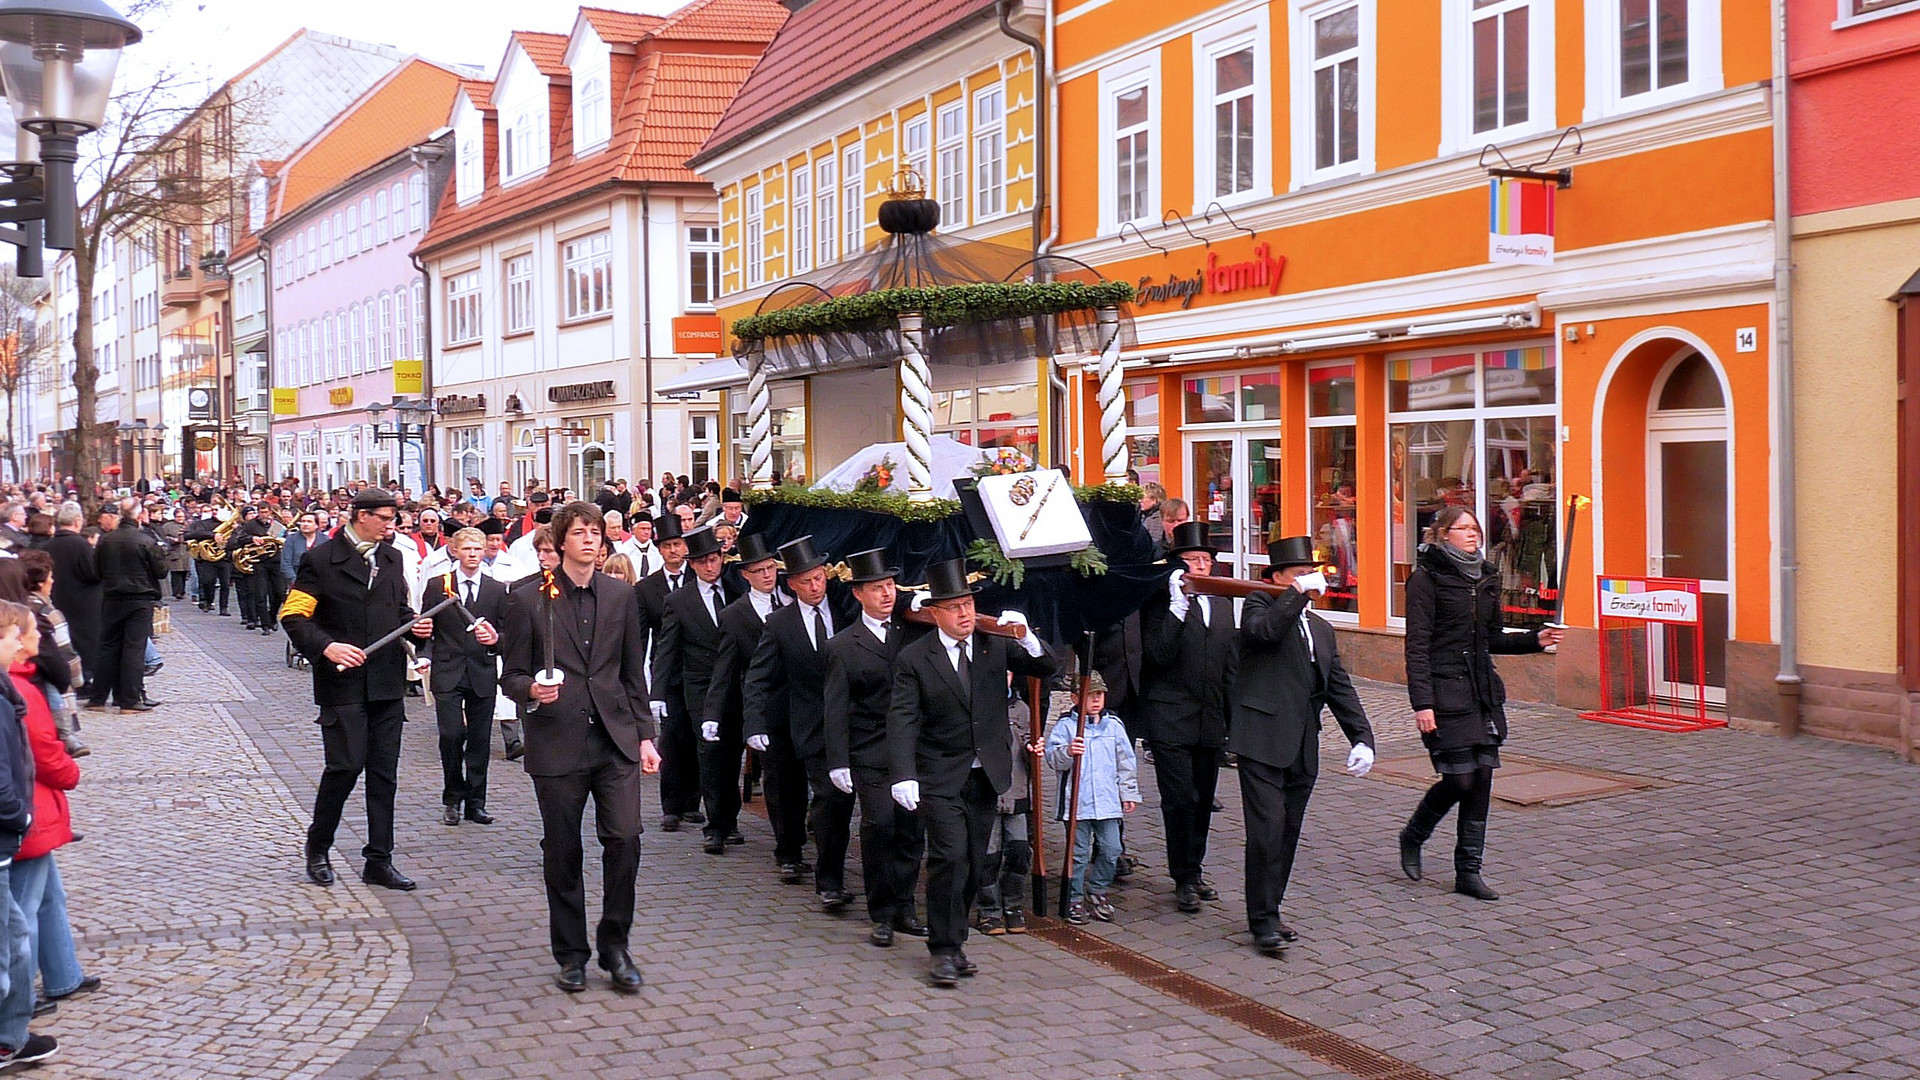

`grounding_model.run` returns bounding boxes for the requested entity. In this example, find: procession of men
[272,480,1379,990]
